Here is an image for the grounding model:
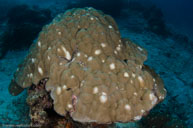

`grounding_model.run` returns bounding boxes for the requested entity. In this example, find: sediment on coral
[9,7,166,125]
